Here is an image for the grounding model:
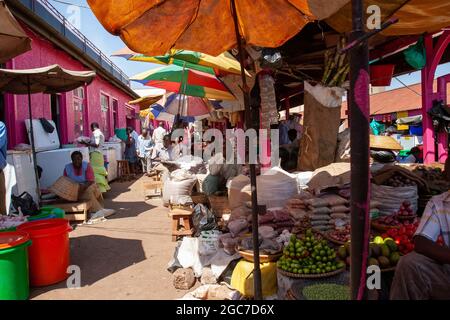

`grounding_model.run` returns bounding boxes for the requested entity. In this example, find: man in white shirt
[151,135,174,180]
[152,135,174,162]
[390,189,450,299]
[81,122,105,152]
[152,122,167,148]
[136,128,154,176]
